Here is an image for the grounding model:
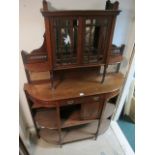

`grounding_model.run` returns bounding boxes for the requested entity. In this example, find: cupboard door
[52,17,79,67]
[83,17,110,64]
[81,101,103,120]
